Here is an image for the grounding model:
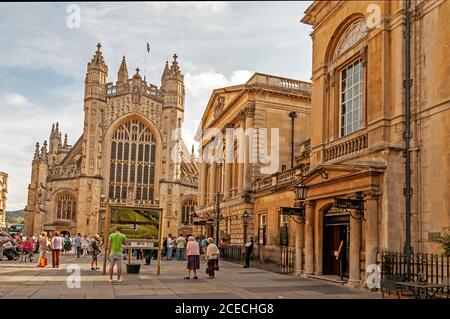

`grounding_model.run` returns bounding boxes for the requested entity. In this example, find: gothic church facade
[24,44,198,237]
